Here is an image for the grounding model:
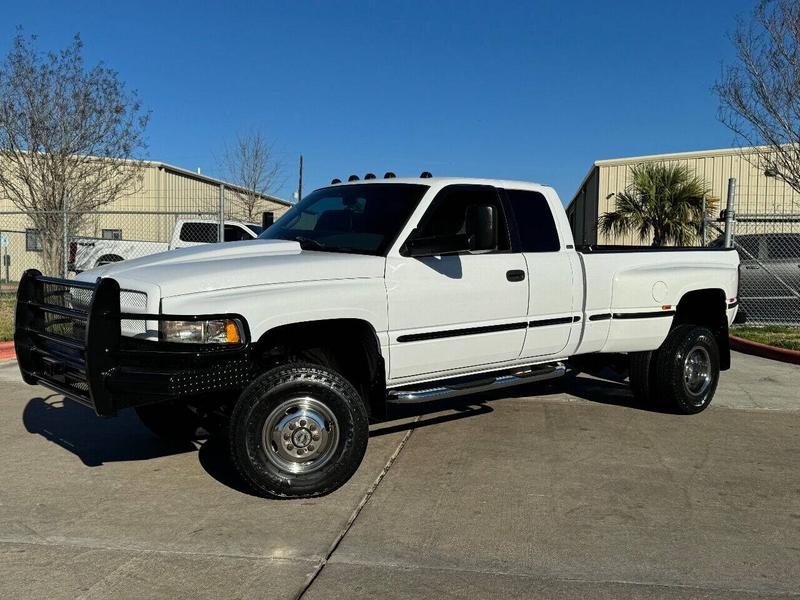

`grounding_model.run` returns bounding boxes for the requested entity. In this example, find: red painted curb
[0,341,15,360]
[730,335,800,365]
